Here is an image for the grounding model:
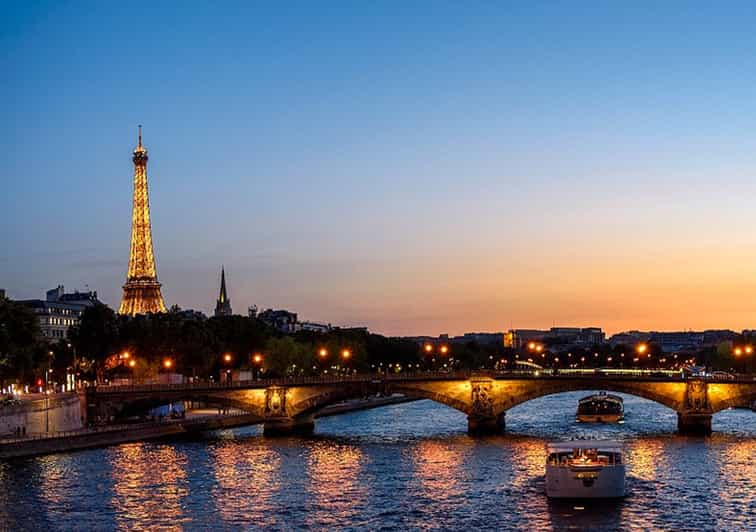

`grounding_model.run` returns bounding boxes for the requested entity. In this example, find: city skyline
[5,3,756,336]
